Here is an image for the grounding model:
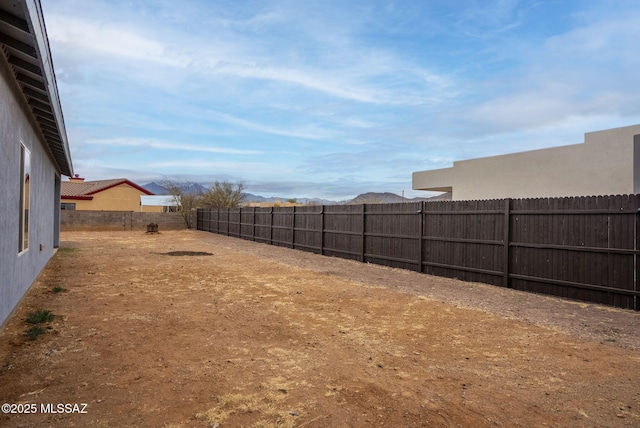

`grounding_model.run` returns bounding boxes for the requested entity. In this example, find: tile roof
[61,179,154,198]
